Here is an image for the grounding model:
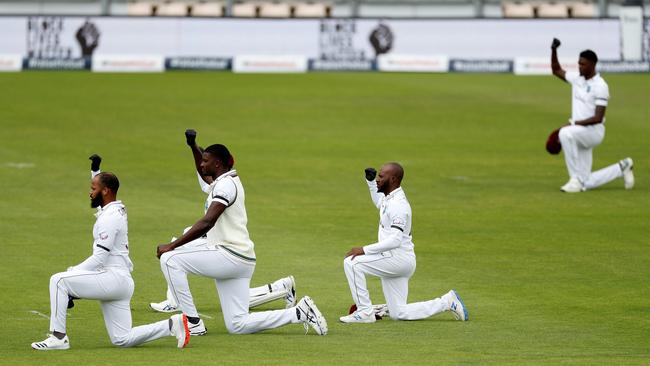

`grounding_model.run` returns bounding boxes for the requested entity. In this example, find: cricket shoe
[31,334,70,351]
[619,158,634,190]
[446,290,469,321]
[170,314,190,348]
[560,178,584,193]
[339,309,376,323]
[283,275,297,308]
[150,300,179,313]
[296,296,328,335]
[188,318,207,336]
